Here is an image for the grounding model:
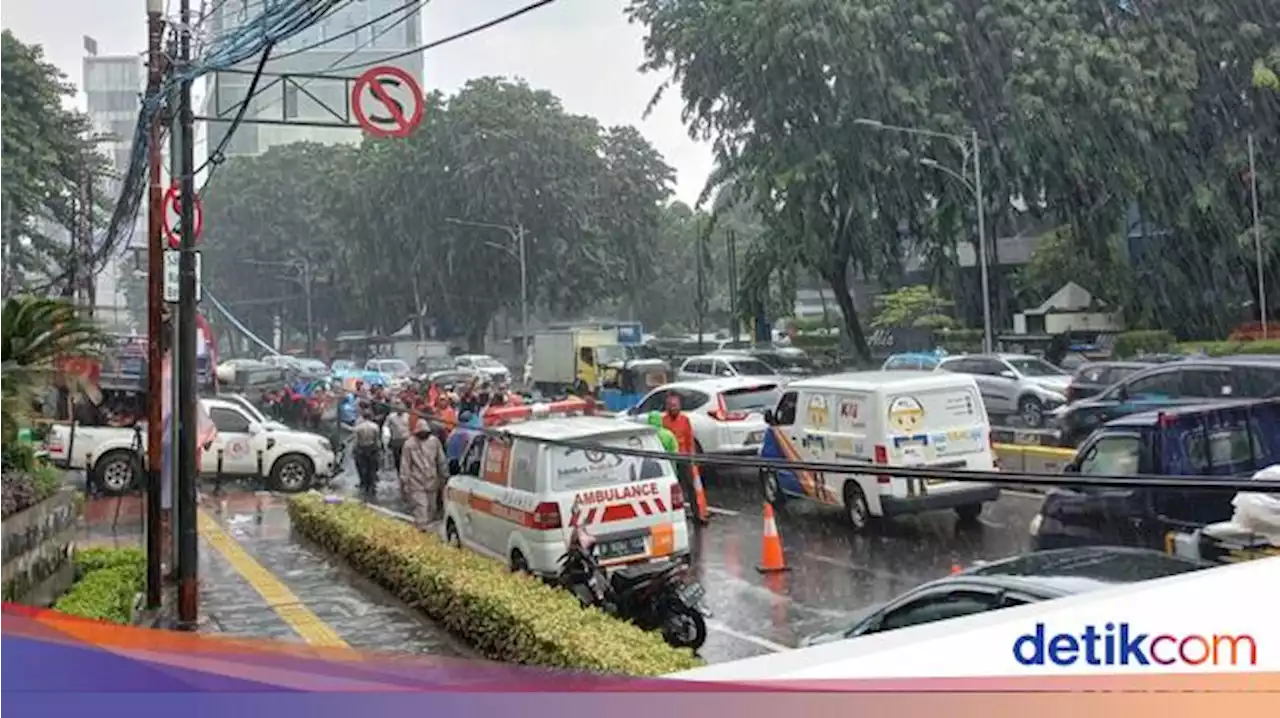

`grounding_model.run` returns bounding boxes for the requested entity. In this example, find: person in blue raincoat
[338,392,359,426]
